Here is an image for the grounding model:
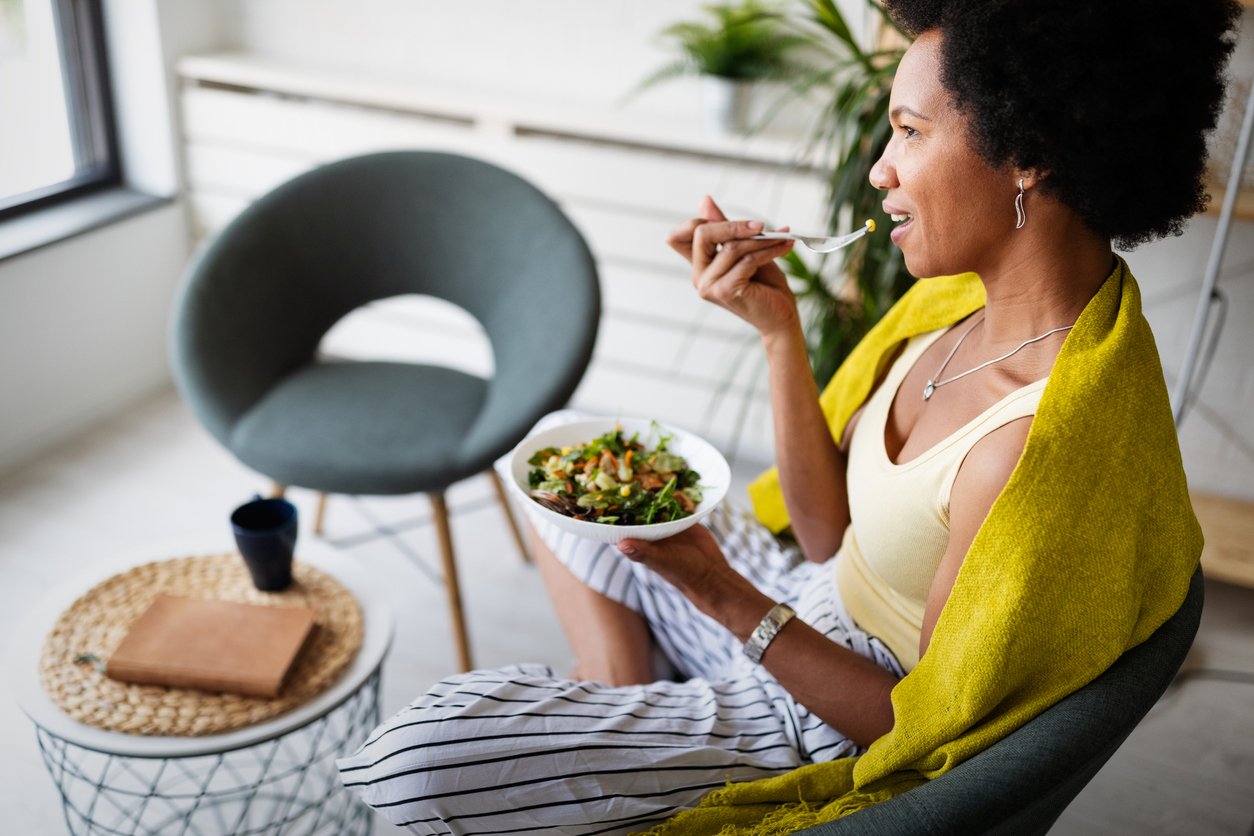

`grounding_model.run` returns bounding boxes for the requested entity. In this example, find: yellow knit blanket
[645,257,1201,835]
